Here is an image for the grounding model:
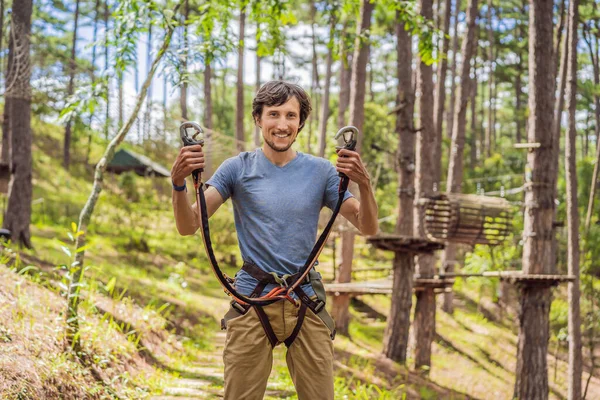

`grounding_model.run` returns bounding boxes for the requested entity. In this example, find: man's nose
[276,117,289,131]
